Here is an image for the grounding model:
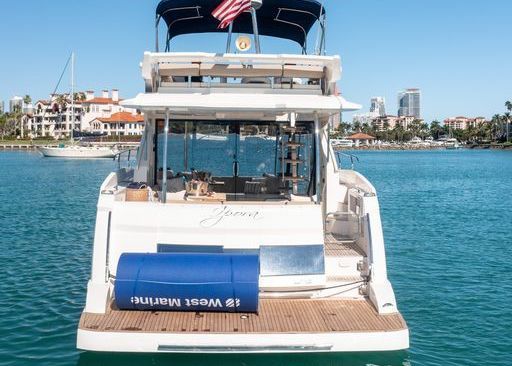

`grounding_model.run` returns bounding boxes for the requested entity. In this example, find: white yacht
[38,144,118,158]
[331,138,354,148]
[77,0,408,354]
[444,138,462,149]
